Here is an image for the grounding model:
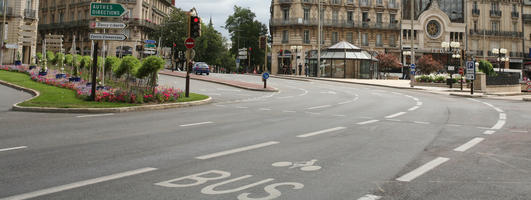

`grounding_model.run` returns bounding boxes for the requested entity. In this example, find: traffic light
[259,36,267,49]
[190,16,201,38]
